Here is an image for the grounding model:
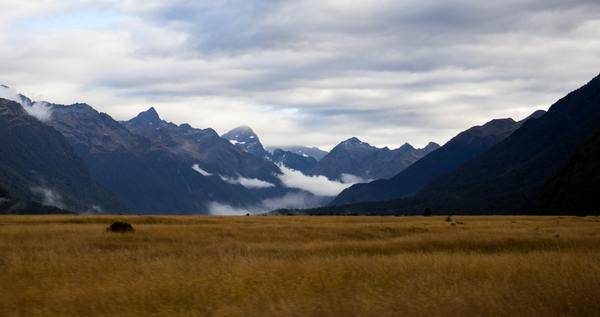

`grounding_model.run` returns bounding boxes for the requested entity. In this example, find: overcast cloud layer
[1,1,599,149]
